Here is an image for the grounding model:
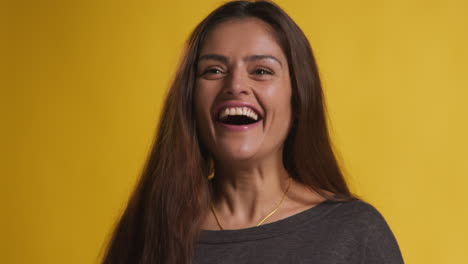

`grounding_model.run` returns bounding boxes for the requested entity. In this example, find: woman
[101,1,404,263]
